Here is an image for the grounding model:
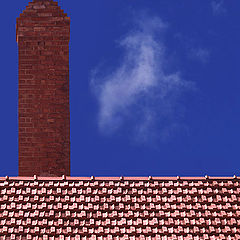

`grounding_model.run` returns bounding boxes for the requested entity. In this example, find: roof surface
[0,176,240,239]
